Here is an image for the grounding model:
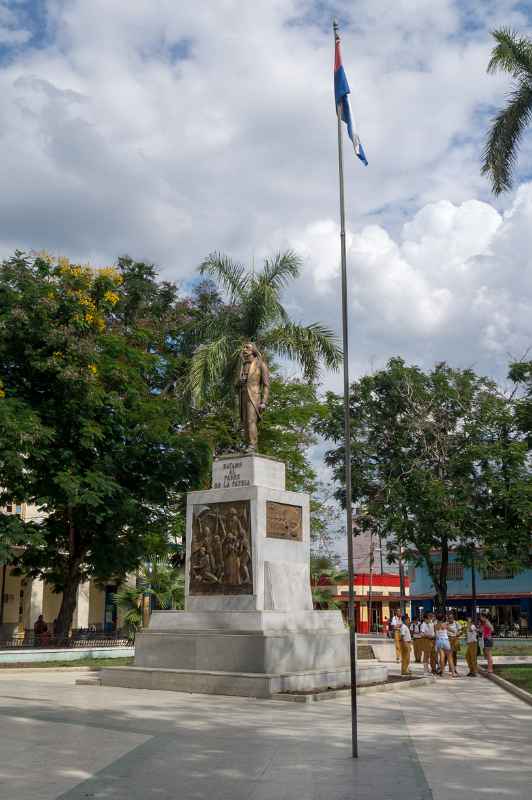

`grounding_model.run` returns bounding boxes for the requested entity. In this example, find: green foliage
[482,28,532,194]
[509,360,532,446]
[0,252,210,637]
[311,586,341,610]
[318,358,531,611]
[113,585,143,638]
[114,558,185,637]
[189,251,341,407]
